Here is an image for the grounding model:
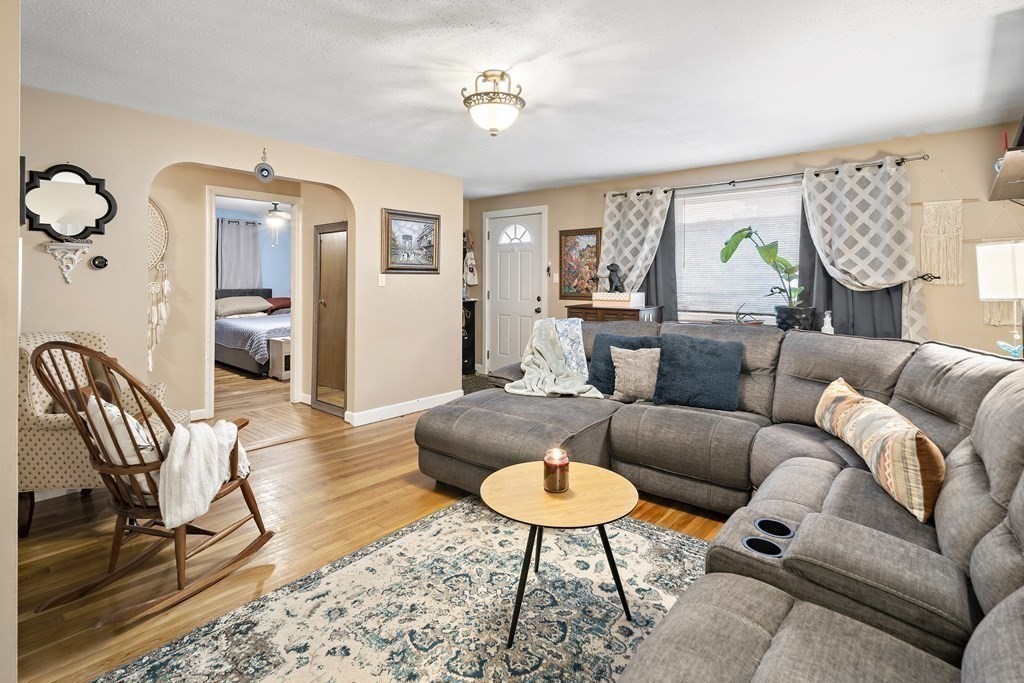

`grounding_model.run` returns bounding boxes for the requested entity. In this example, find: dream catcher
[147,199,171,371]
